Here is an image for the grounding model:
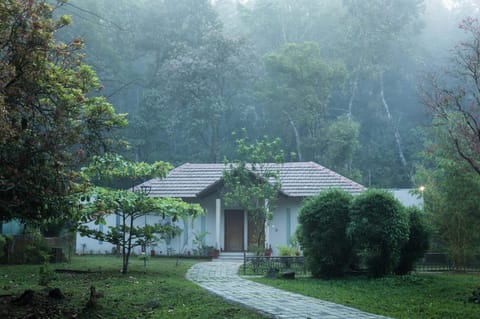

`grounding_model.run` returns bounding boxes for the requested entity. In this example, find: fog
[55,0,479,188]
